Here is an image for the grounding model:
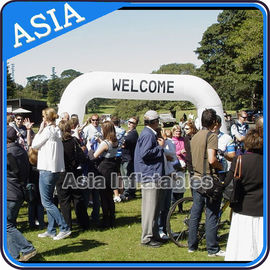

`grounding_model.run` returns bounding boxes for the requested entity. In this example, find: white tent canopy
[12,108,32,113]
[58,72,226,133]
